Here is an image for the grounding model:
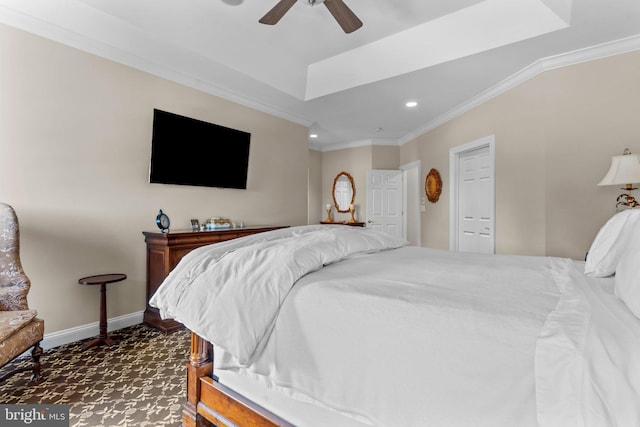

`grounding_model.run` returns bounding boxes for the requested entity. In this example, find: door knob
[368,220,374,223]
